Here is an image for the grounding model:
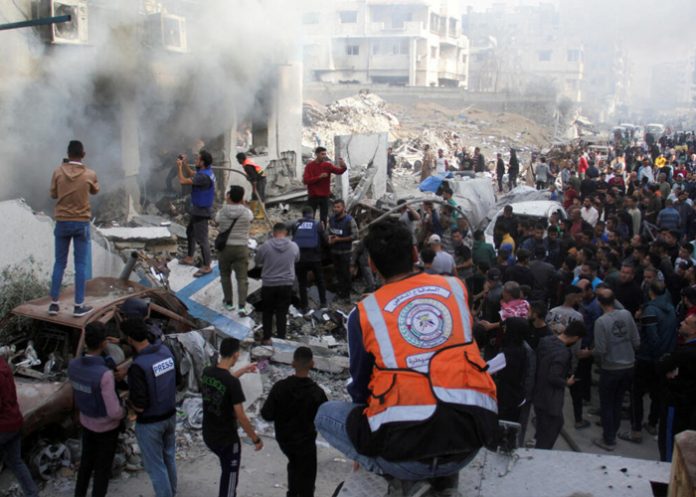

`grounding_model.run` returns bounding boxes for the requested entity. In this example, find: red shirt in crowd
[302,160,347,198]
[0,357,23,432]
[578,156,588,174]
